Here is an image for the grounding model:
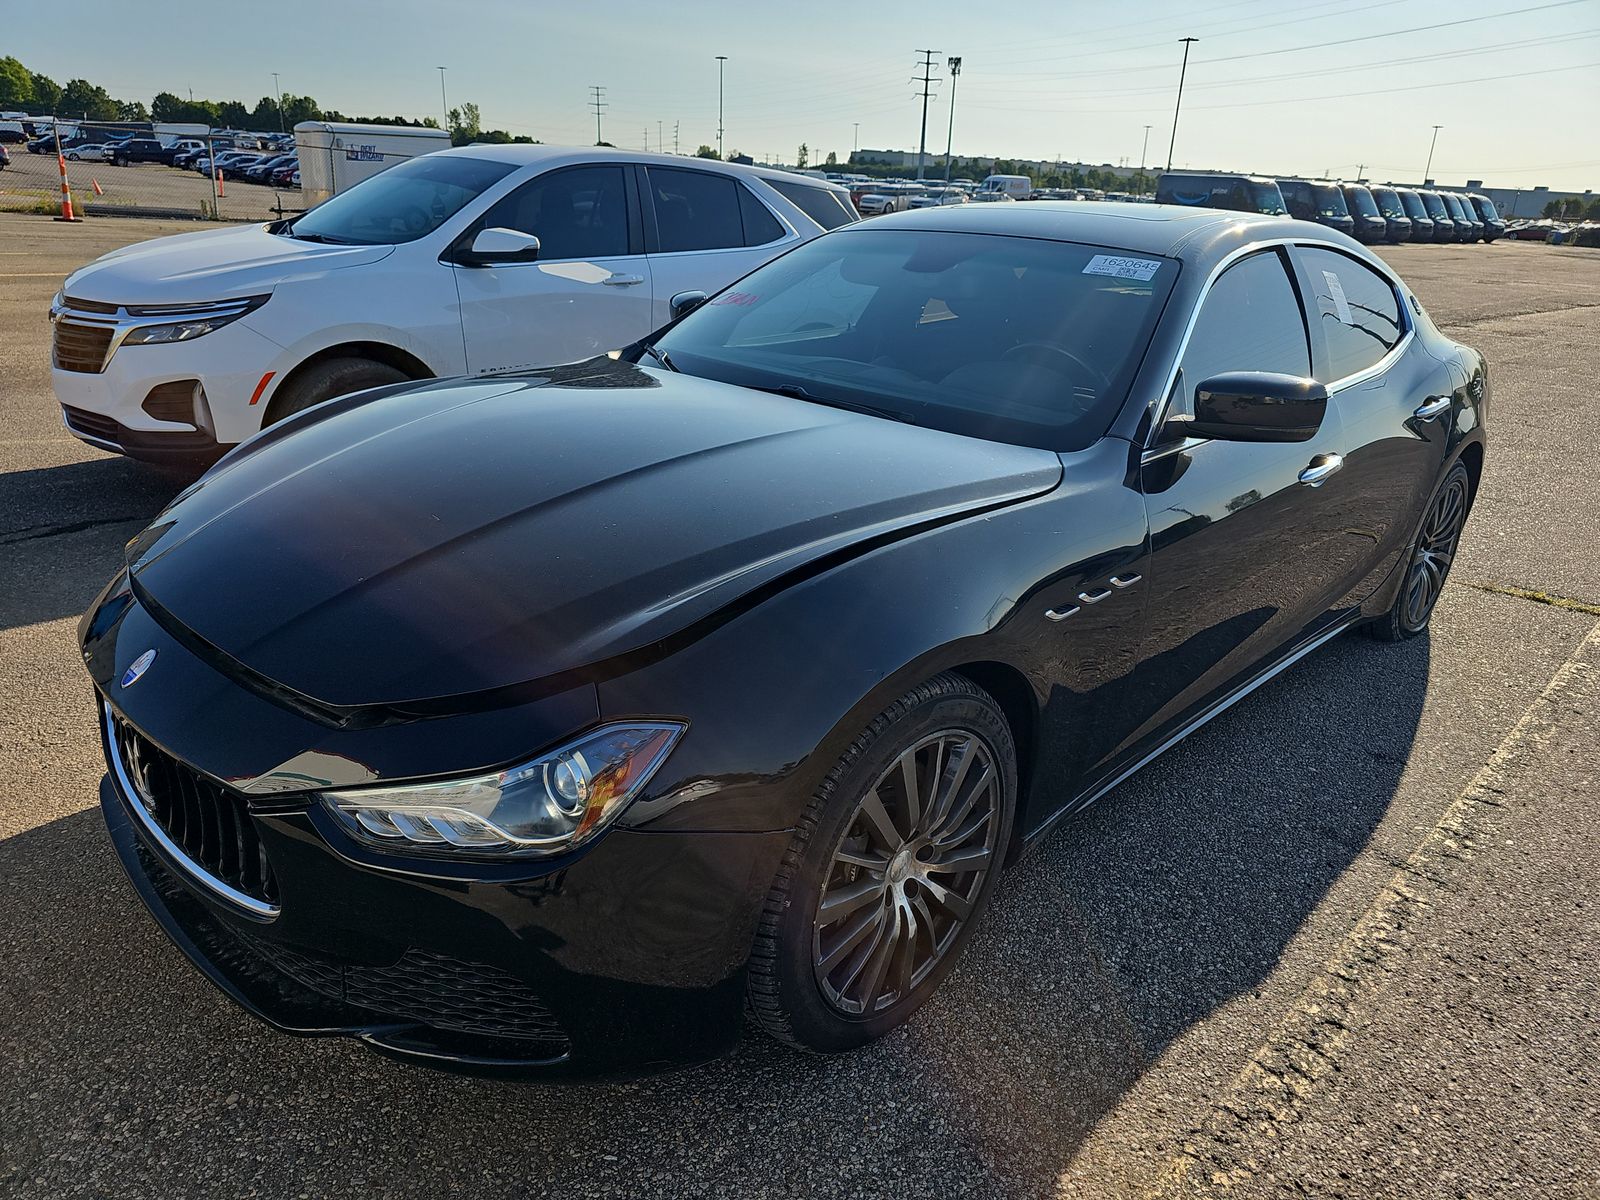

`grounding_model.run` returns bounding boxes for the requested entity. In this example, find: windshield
[1346,187,1380,218]
[655,229,1179,452]
[1441,194,1467,220]
[1398,190,1429,220]
[1472,194,1500,221]
[1311,184,1349,218]
[1250,182,1288,215]
[1420,192,1450,220]
[287,154,516,245]
[1371,187,1406,219]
